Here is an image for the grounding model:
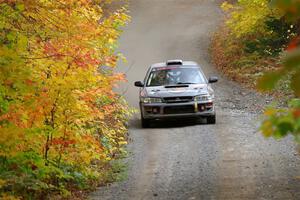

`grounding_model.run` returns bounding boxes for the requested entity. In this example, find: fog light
[198,104,206,112]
